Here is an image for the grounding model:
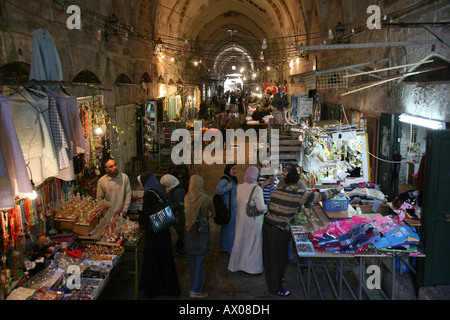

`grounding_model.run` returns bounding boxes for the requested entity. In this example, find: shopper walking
[218,110,232,148]
[137,172,180,299]
[160,174,186,255]
[263,169,342,296]
[228,166,267,275]
[184,174,215,298]
[215,163,238,254]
